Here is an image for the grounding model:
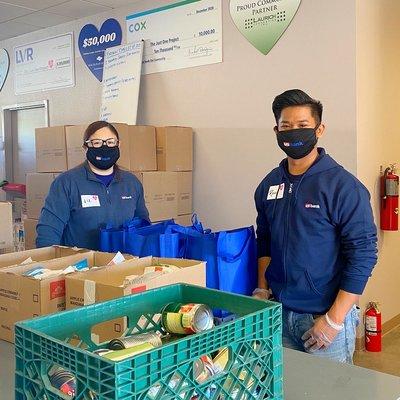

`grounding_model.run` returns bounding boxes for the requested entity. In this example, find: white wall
[356,0,400,327]
[0,0,357,230]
